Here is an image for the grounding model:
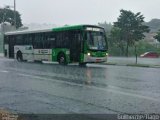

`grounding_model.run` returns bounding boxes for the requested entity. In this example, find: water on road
[0,57,160,114]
